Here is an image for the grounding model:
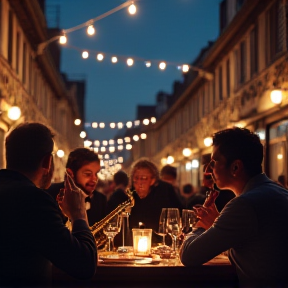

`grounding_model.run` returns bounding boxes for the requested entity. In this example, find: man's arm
[180,197,257,266]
